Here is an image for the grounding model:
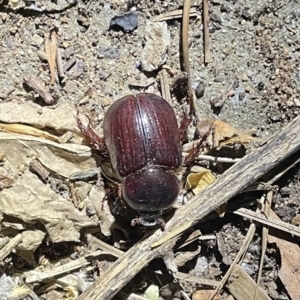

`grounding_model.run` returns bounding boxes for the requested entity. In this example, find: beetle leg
[76,114,107,153]
[156,217,166,231]
[111,183,127,214]
[179,114,192,143]
[183,130,210,165]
